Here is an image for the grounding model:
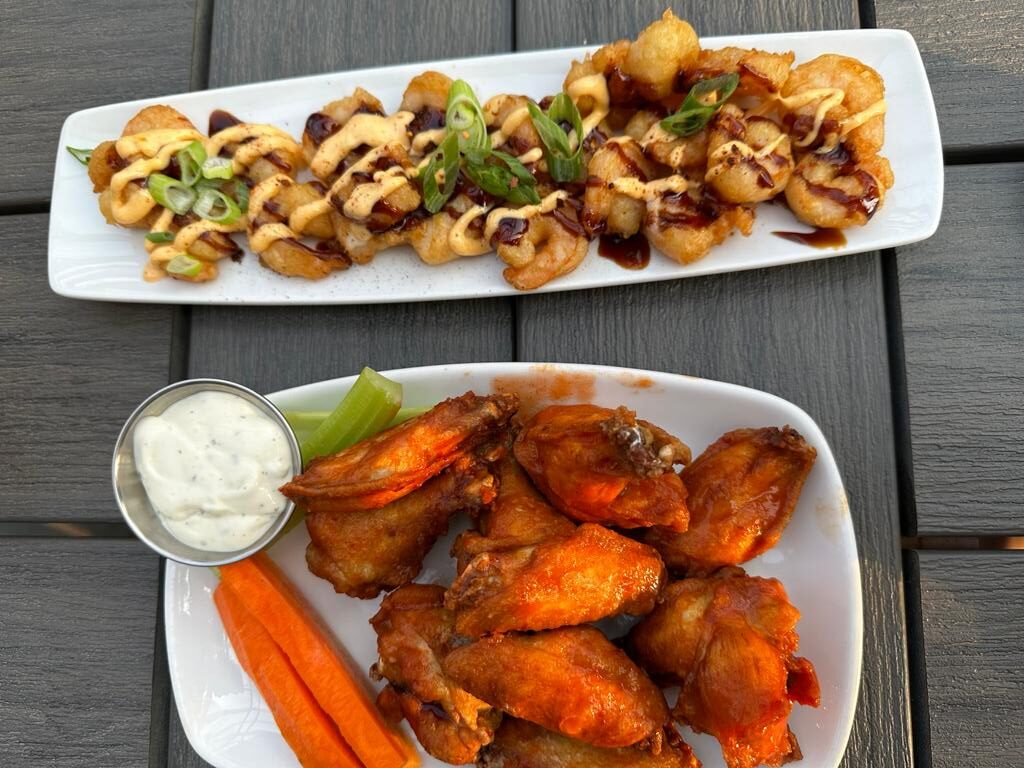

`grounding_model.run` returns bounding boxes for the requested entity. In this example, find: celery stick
[285,405,429,444]
[299,367,403,466]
